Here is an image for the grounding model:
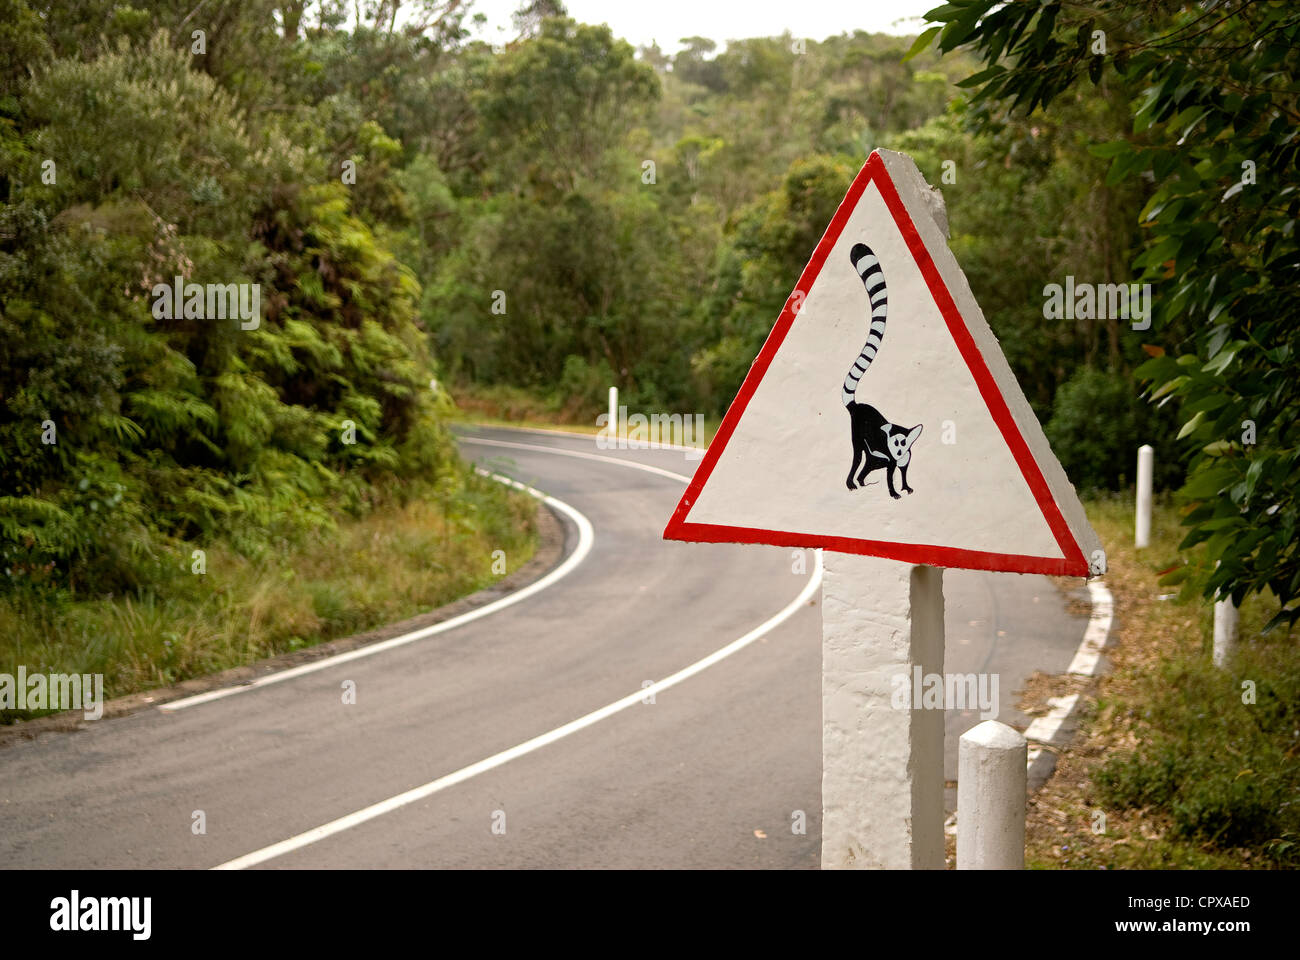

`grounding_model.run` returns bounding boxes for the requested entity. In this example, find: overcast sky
[463,0,939,53]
